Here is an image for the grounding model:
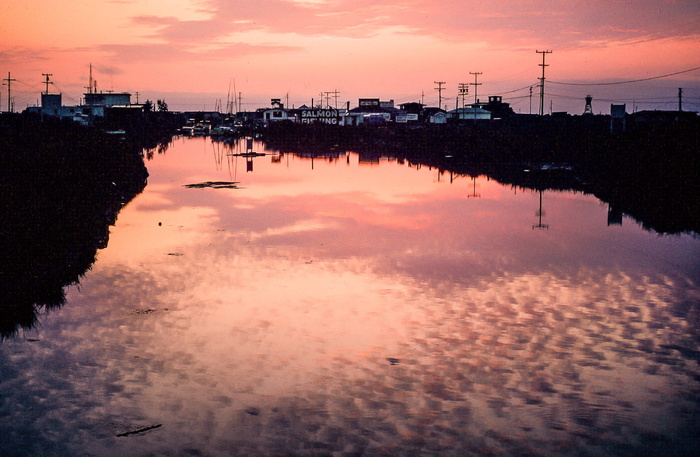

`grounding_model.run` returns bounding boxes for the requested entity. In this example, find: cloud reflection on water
[1,137,698,456]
